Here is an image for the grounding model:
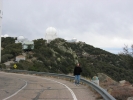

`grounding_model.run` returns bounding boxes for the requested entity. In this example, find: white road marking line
[44,78,77,100]
[0,72,78,100]
[2,79,27,100]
